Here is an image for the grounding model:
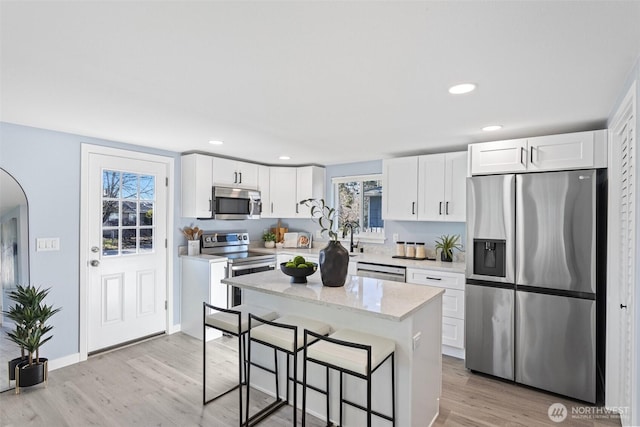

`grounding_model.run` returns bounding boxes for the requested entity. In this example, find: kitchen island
[222,270,444,426]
